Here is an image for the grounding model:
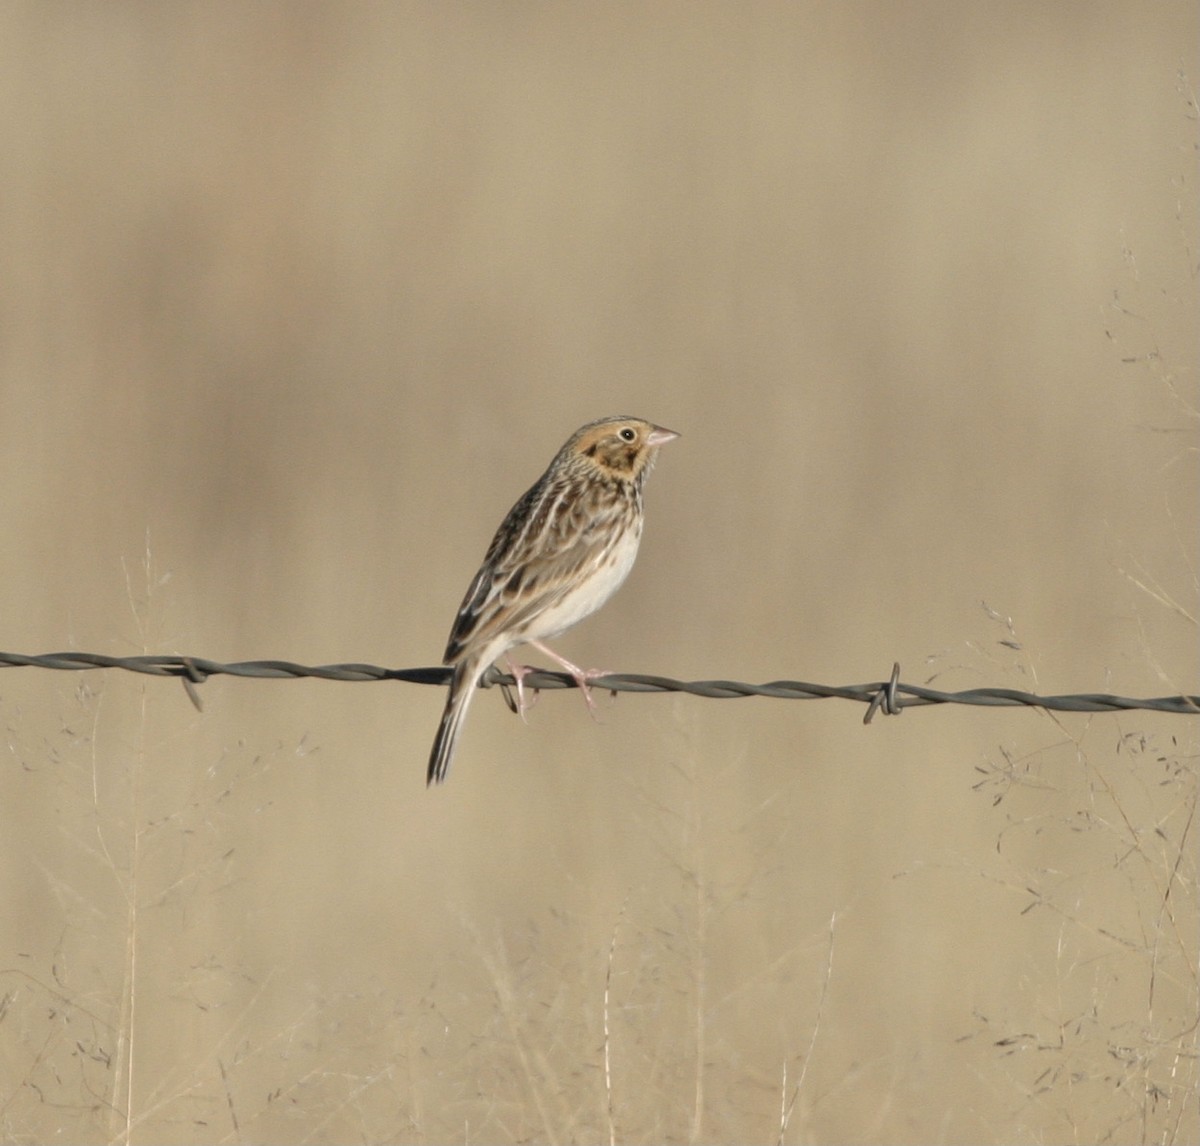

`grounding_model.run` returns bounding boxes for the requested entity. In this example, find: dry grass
[3,672,1194,1142]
